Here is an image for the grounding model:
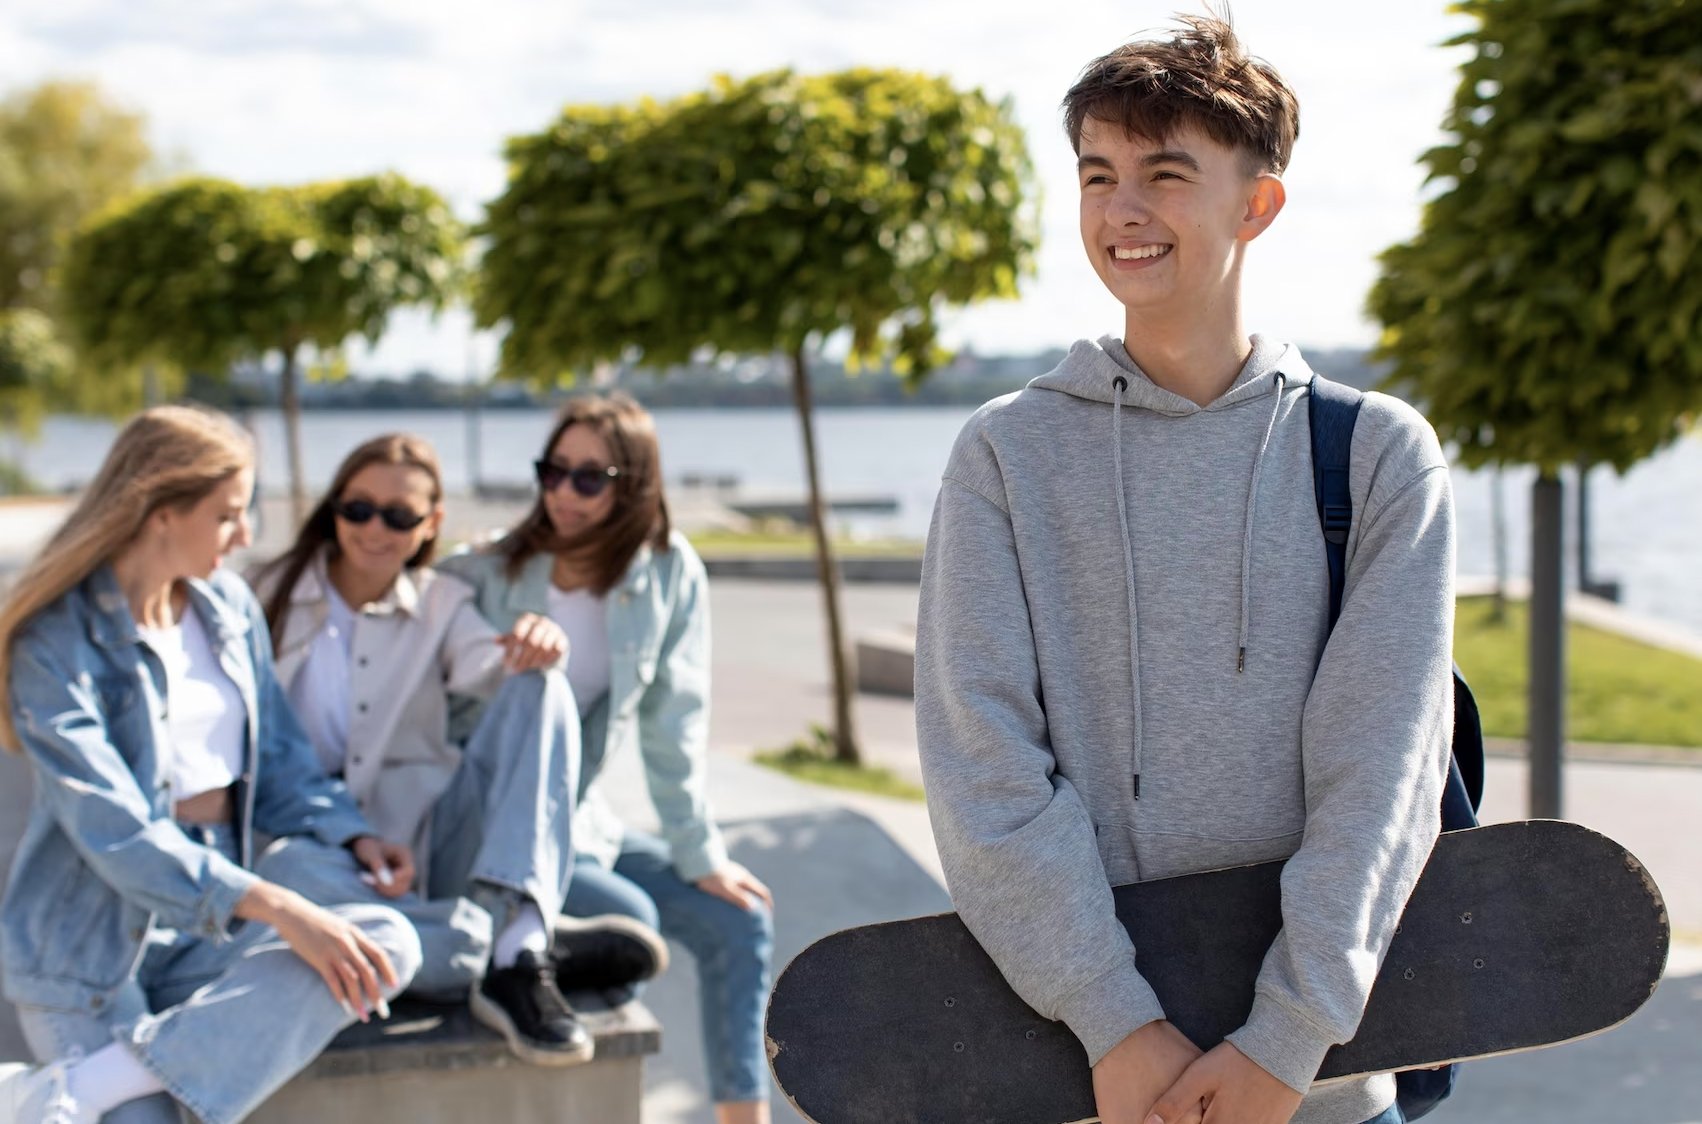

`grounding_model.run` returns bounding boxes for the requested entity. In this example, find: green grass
[752,725,927,801]
[686,529,923,558]
[1454,596,1702,748]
